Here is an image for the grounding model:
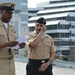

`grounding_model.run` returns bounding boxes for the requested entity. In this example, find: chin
[4,20,10,22]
